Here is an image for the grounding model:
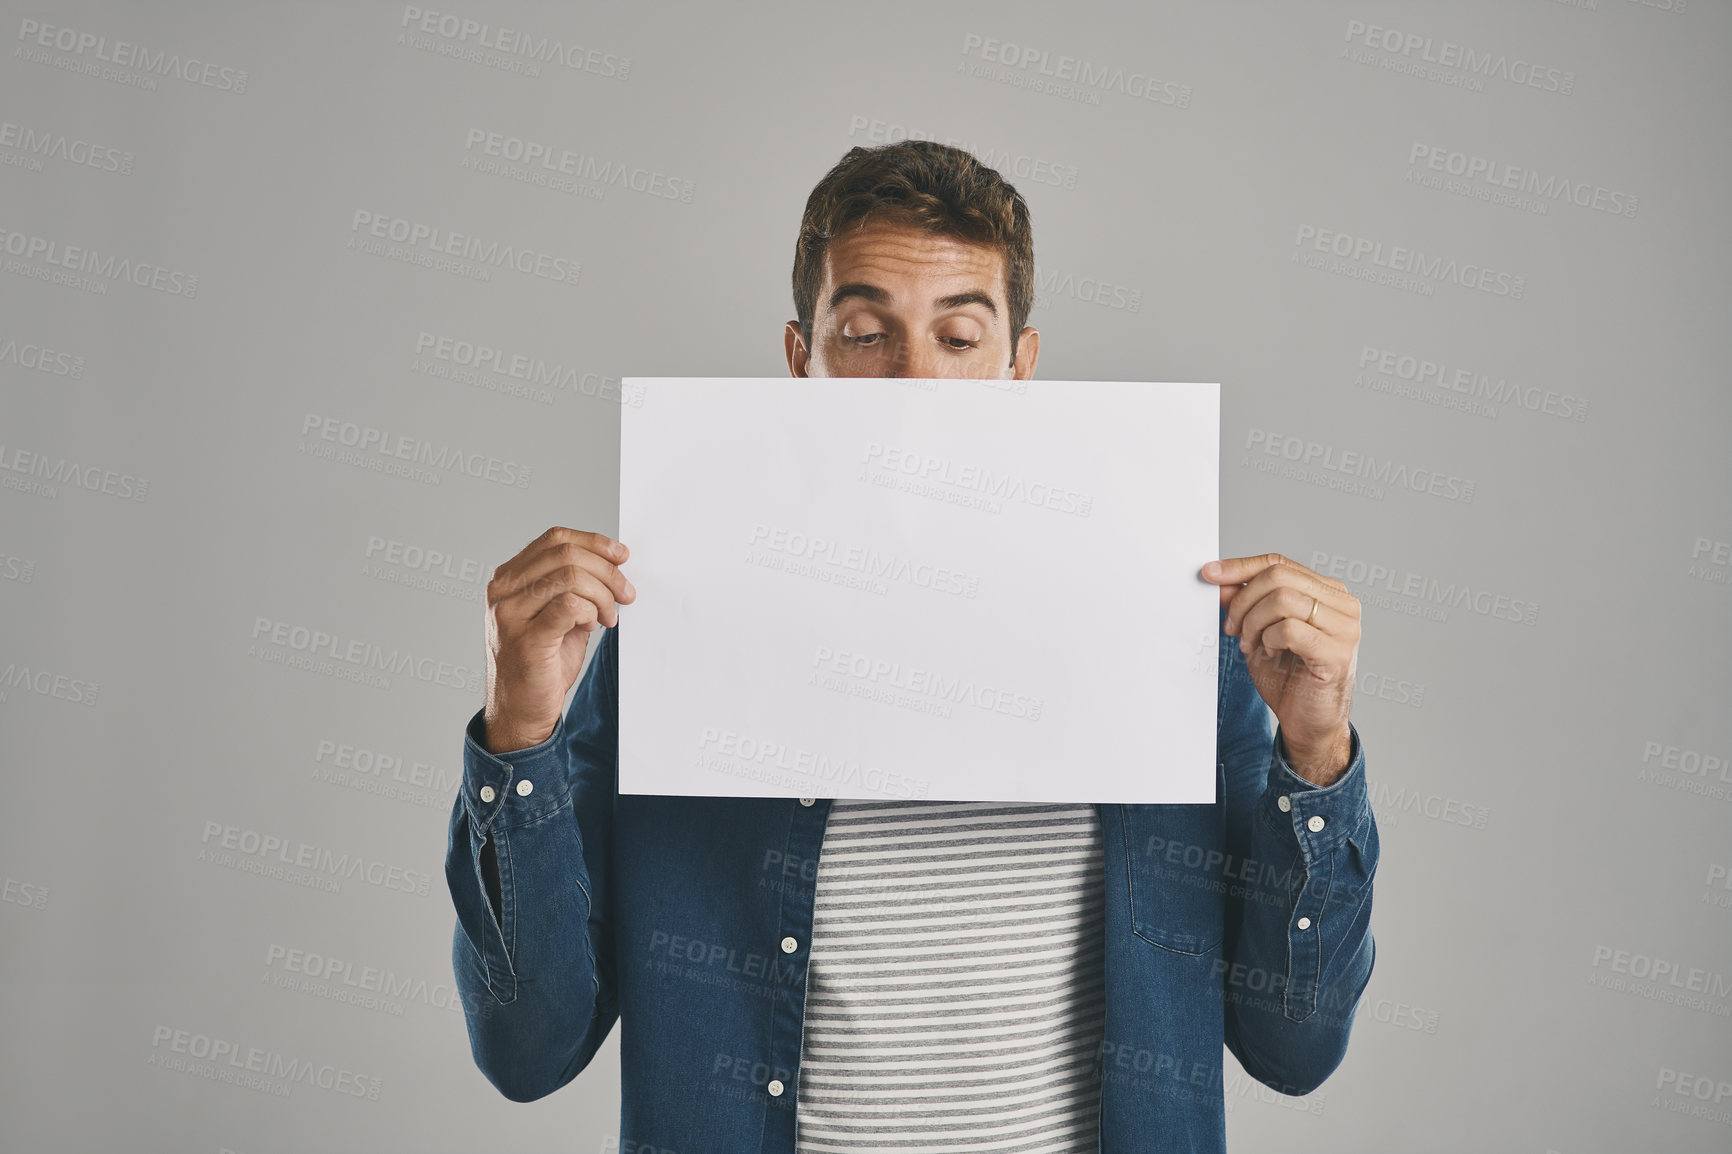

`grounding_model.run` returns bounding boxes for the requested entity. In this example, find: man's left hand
[1201,553,1361,787]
